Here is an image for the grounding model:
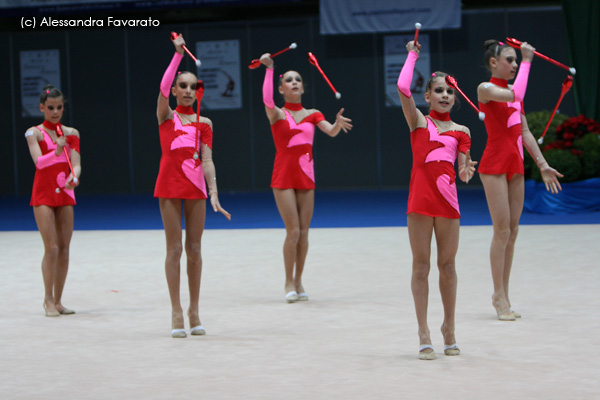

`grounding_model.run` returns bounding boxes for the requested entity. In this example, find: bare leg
[183,199,206,329]
[407,213,434,357]
[480,173,516,320]
[293,189,314,295]
[53,206,74,314]
[433,217,460,349]
[34,206,60,316]
[159,198,185,331]
[505,174,525,315]
[273,188,301,297]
